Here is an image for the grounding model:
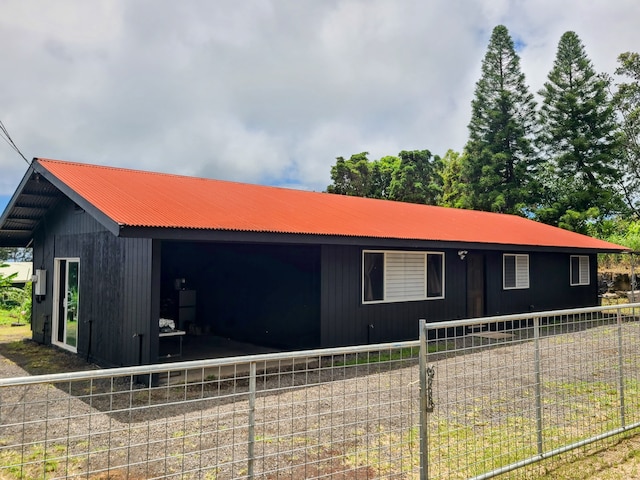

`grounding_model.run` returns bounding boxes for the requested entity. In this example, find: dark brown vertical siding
[30,198,156,367]
[485,251,599,316]
[321,247,601,348]
[150,240,162,362]
[320,245,366,346]
[121,237,154,366]
[320,246,468,347]
[83,232,124,366]
[31,227,53,344]
[31,199,127,364]
[160,242,320,350]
